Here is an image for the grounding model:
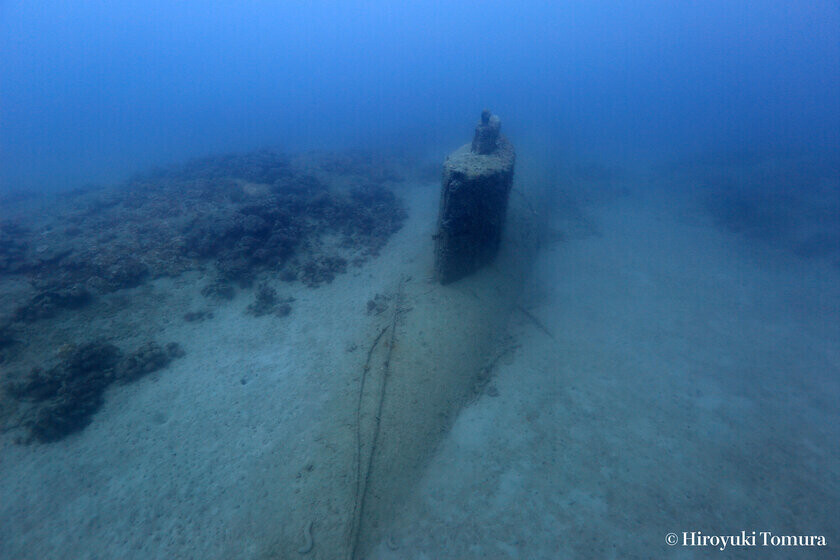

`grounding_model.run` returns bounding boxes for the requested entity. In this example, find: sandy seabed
[1,160,838,559]
[371,184,840,559]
